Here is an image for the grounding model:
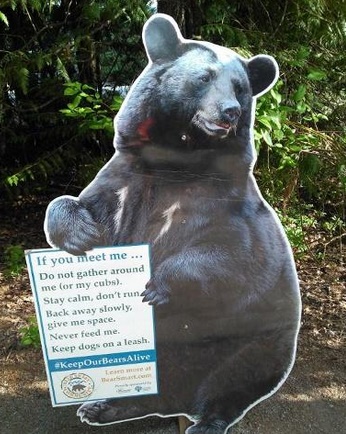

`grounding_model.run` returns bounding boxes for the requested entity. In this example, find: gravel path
[1,341,345,434]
